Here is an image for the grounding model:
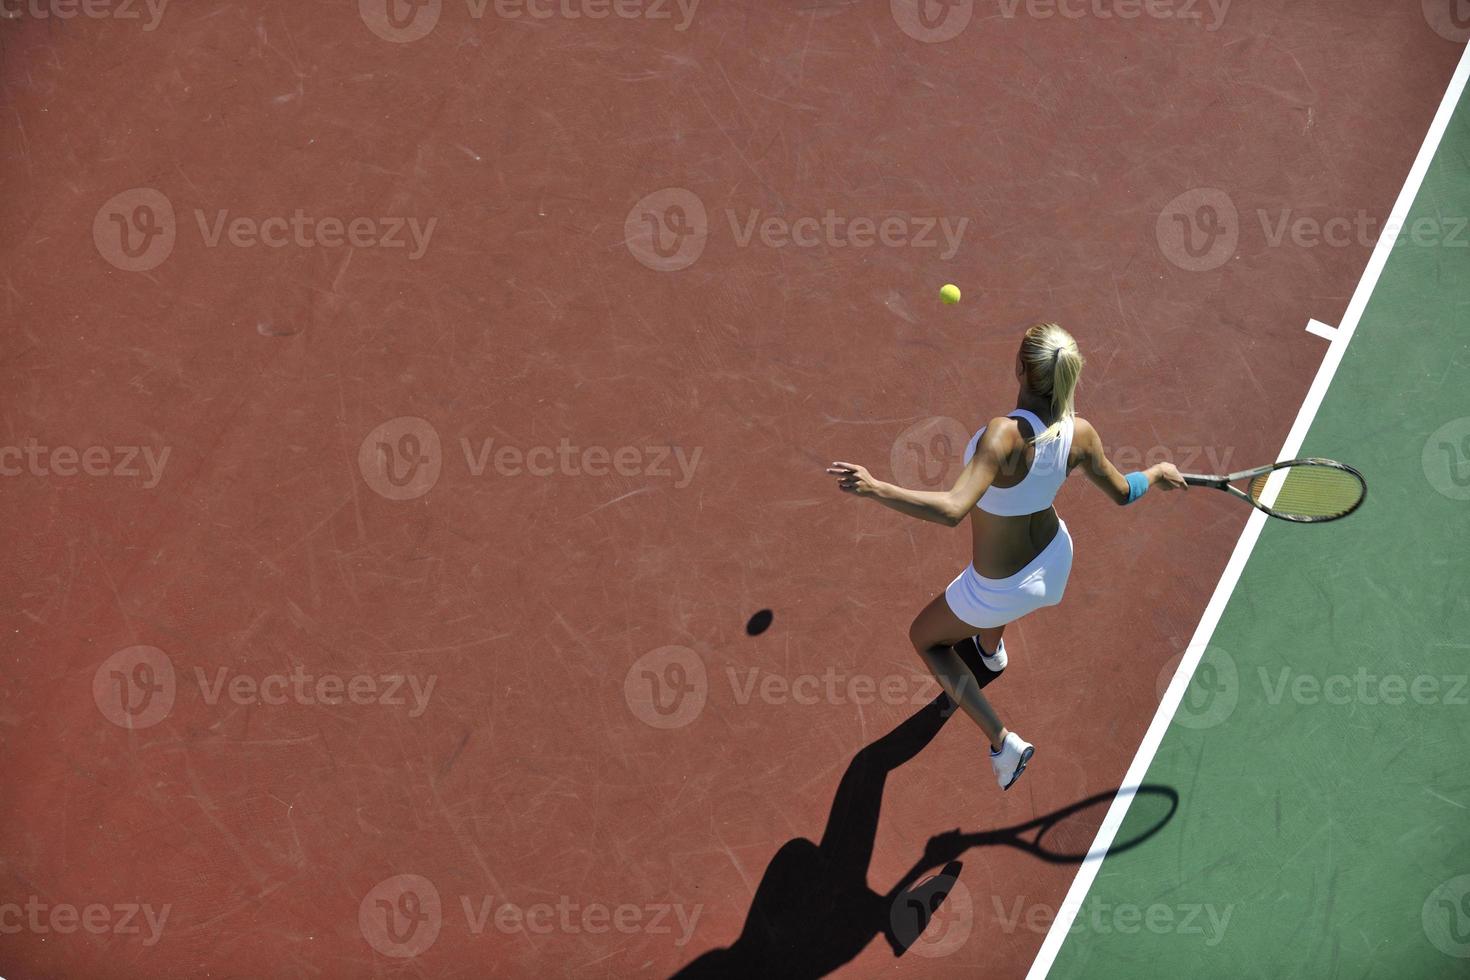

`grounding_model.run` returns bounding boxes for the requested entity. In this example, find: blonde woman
[828,323,1185,790]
